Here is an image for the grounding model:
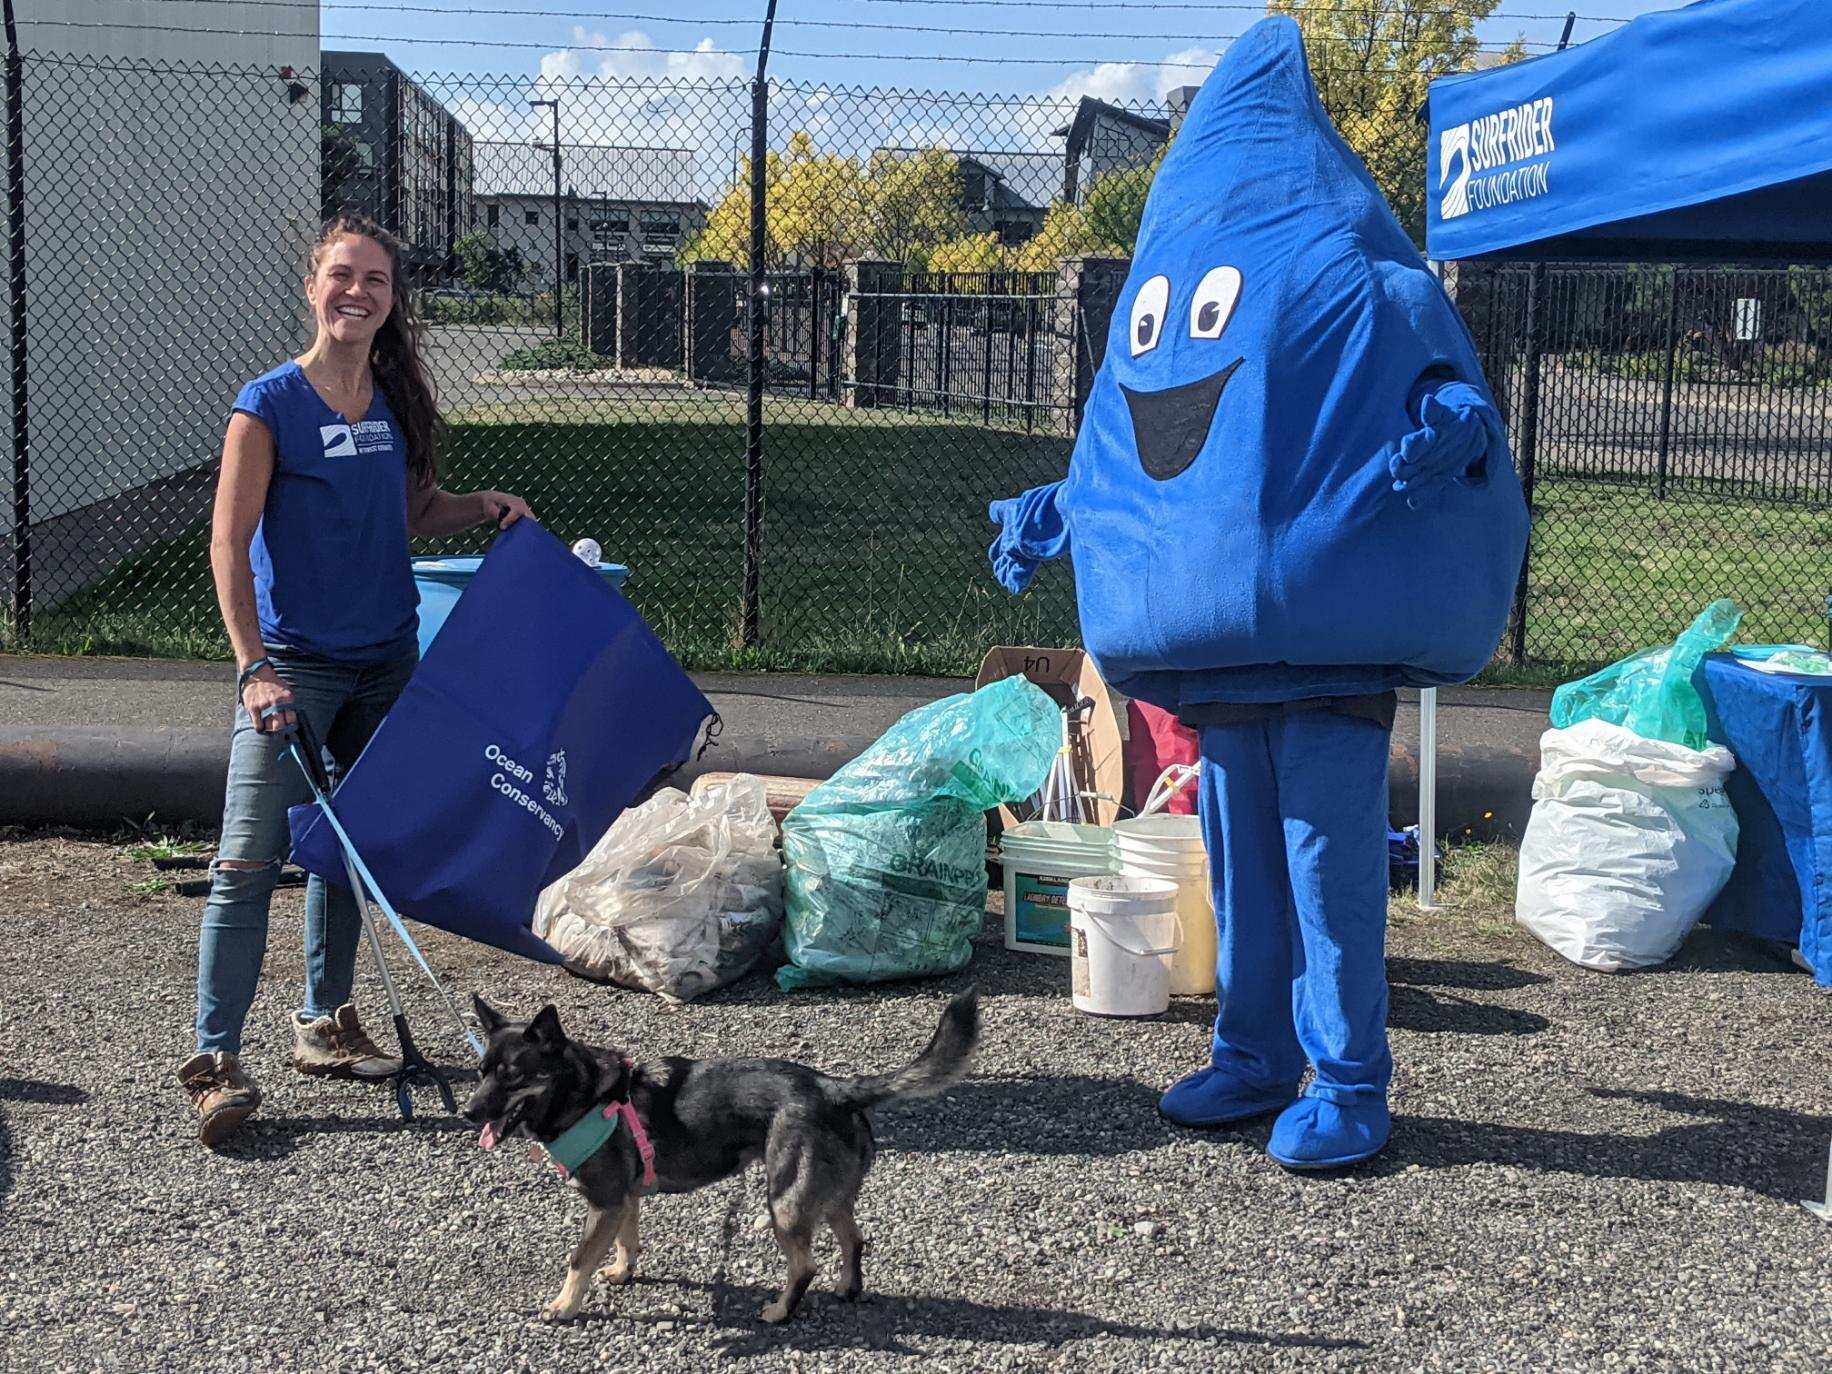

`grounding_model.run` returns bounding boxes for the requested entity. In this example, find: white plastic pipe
[1417,687,1440,910]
